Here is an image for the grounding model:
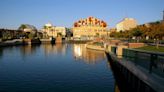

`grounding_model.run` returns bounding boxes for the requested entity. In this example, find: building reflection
[73,44,83,58]
[42,43,66,56]
[18,44,67,57]
[73,44,106,64]
[20,45,40,57]
[114,82,120,92]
